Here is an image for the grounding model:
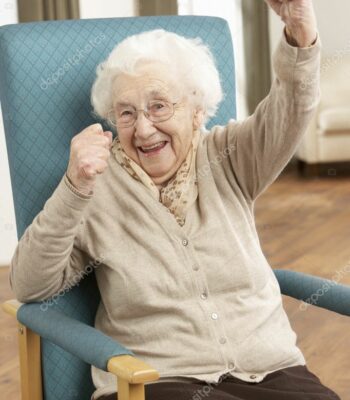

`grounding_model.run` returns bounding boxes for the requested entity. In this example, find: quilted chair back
[0,16,236,400]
